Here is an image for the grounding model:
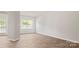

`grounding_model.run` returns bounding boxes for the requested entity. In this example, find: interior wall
[36,11,79,43]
